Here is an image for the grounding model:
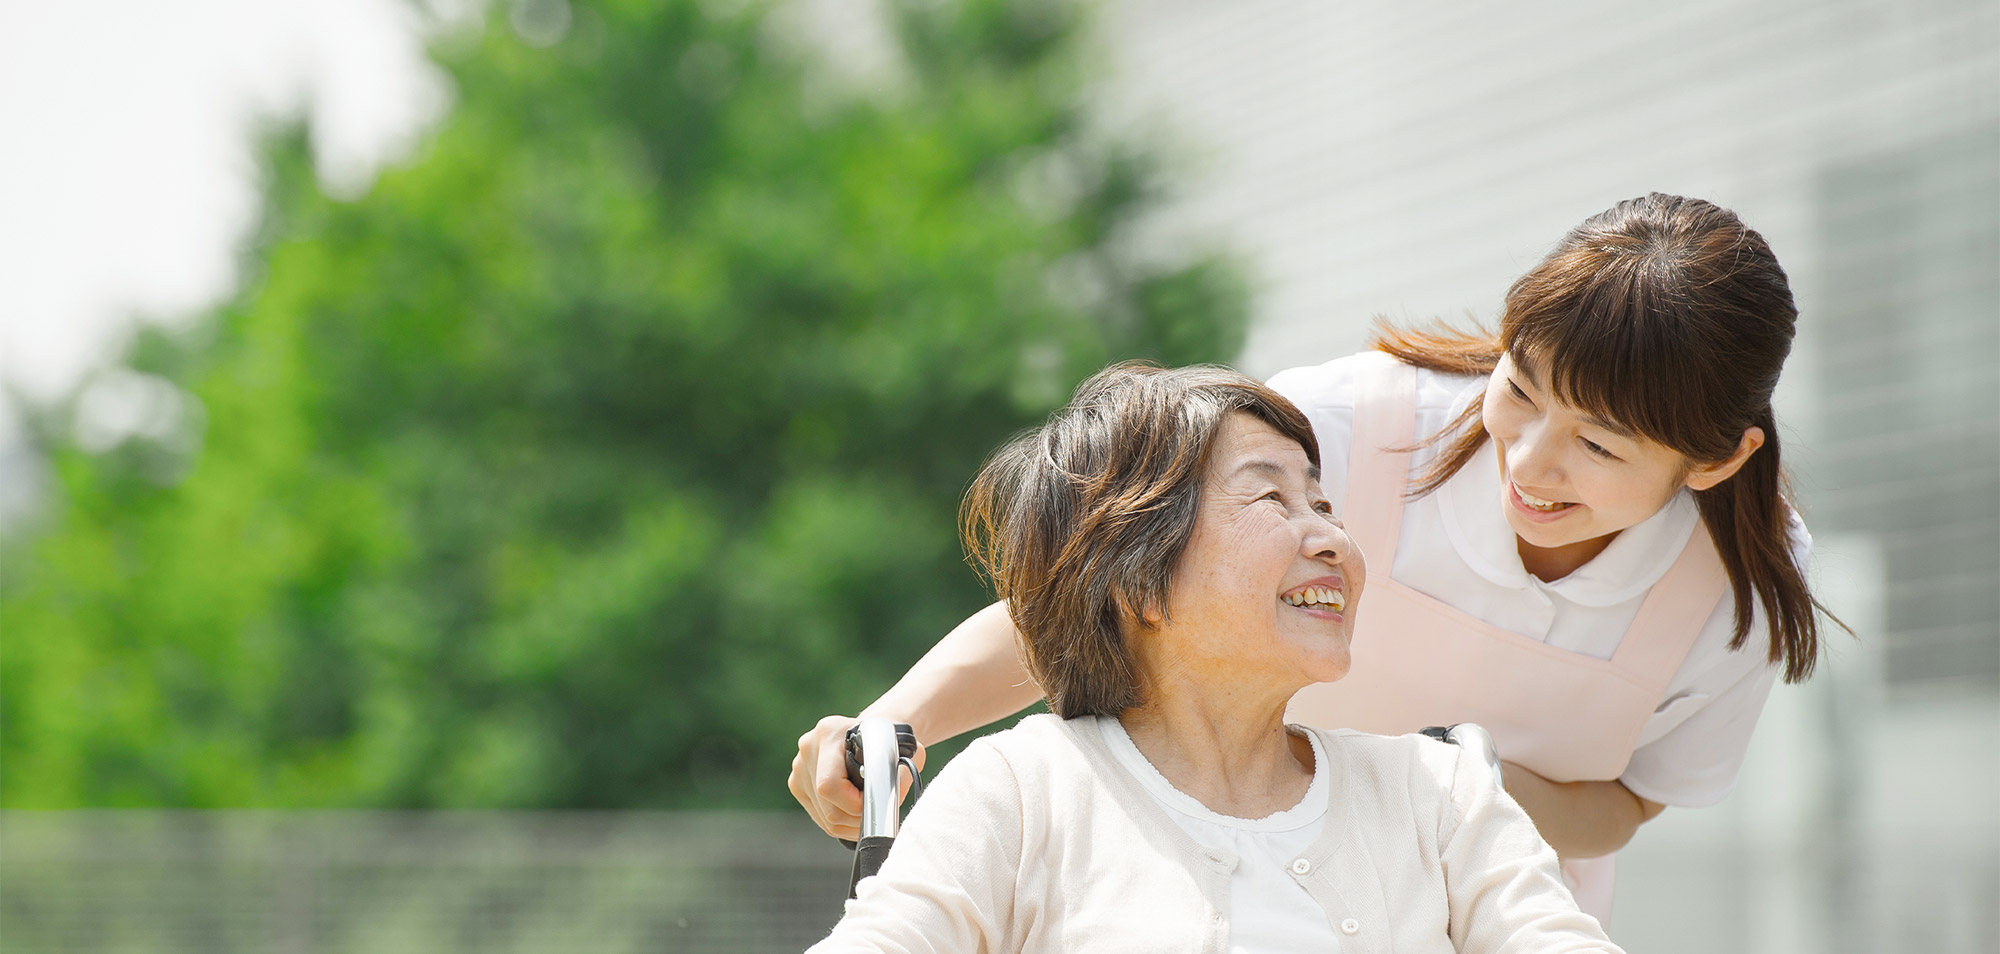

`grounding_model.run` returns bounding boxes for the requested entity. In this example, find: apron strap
[1611,517,1732,678]
[1346,353,1727,690]
[1342,357,1419,565]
